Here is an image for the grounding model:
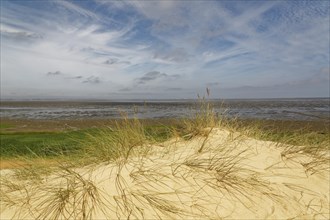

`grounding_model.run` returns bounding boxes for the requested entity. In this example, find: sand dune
[1,128,329,219]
